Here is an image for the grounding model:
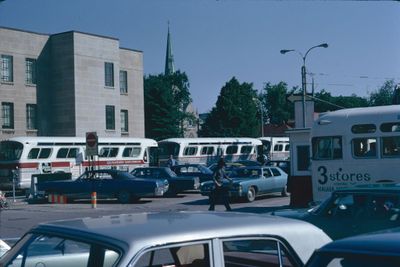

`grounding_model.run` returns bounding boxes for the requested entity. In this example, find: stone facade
[0,27,144,139]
